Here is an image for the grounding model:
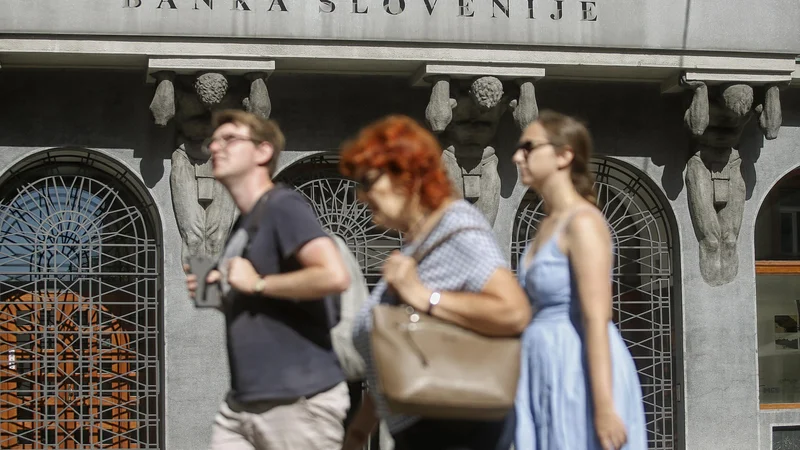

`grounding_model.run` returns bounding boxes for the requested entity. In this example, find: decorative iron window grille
[511,157,676,449]
[276,153,403,288]
[0,151,162,449]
